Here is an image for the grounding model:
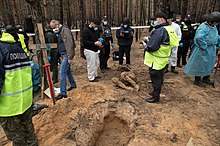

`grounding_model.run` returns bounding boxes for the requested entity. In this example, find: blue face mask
[94,27,98,31]
[153,21,158,26]
[123,25,128,28]
[103,21,108,25]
